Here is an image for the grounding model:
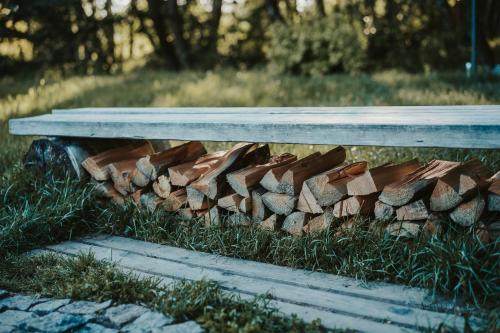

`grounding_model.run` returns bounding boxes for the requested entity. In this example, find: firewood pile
[82,140,500,241]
